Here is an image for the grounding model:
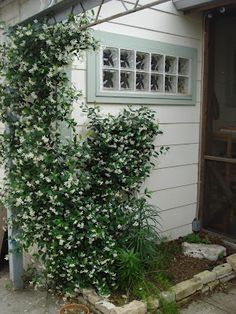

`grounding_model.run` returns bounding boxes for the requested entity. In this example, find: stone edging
[77,253,236,314]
